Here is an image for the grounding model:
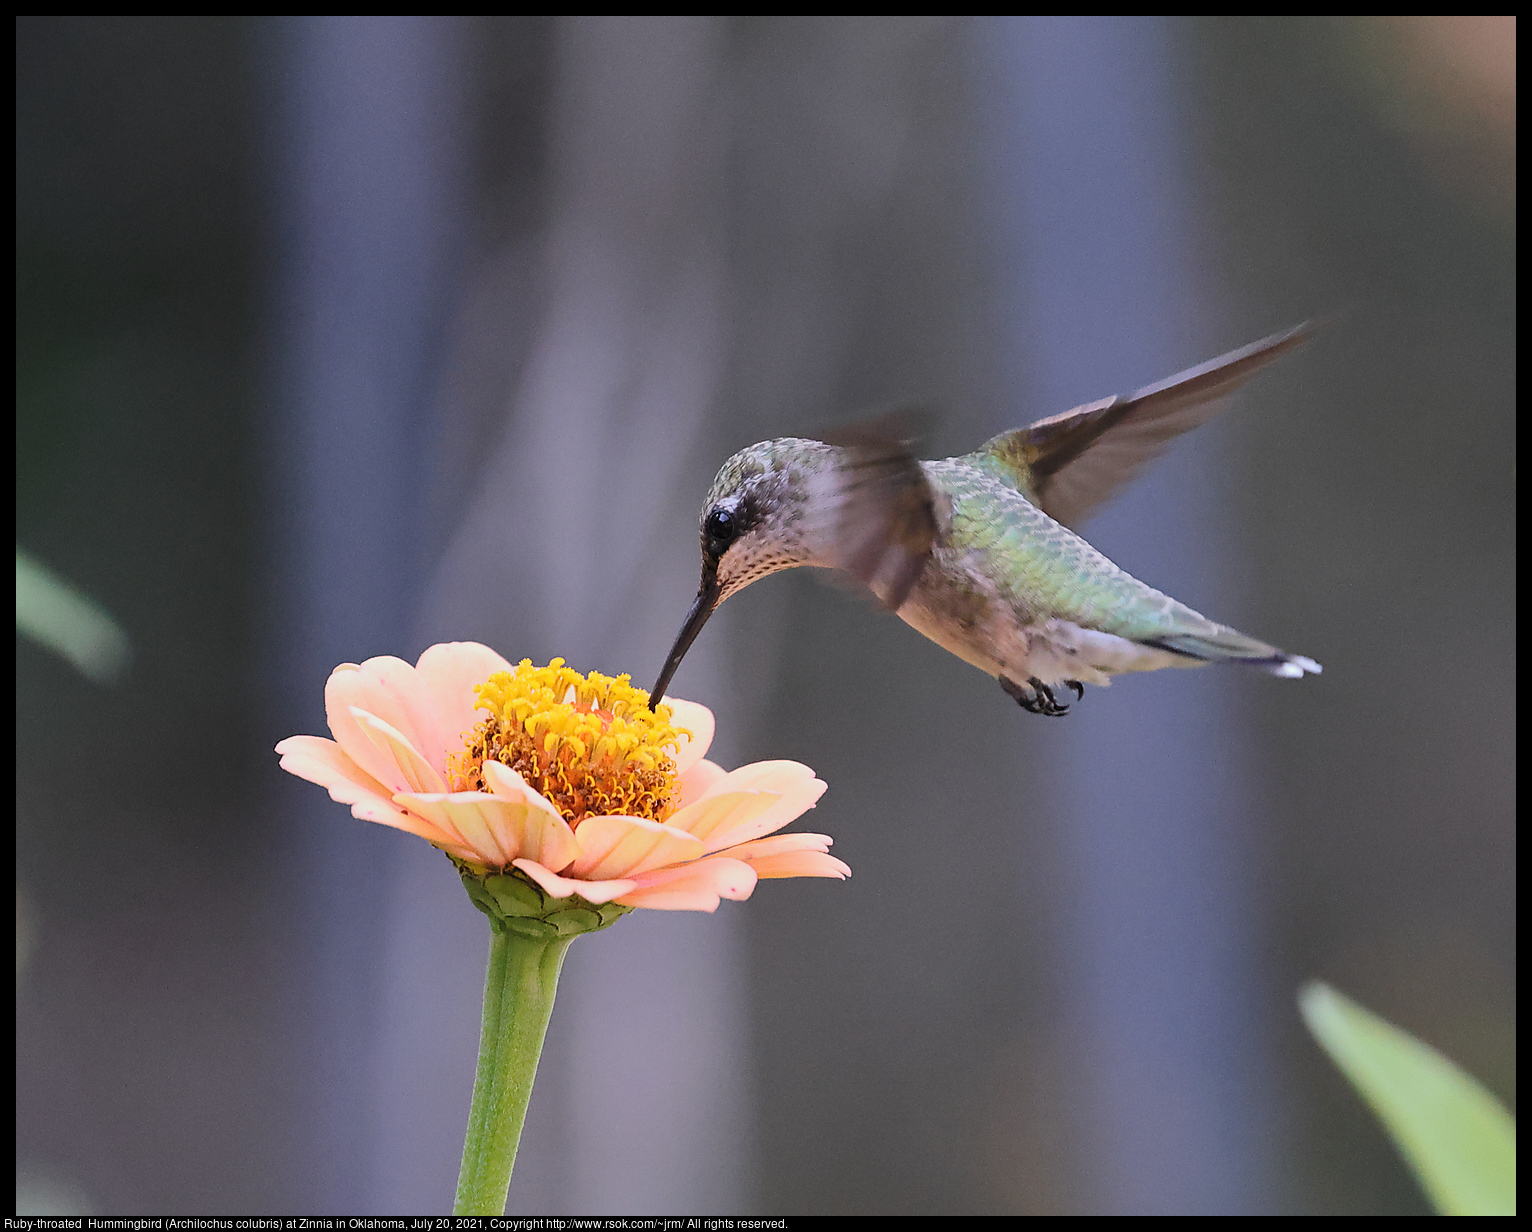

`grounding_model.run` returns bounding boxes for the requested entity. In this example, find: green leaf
[1299,981,1516,1215]
[15,548,131,684]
